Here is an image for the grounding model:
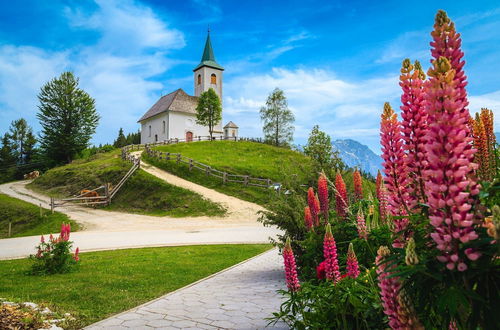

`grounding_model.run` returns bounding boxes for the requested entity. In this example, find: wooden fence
[50,152,141,210]
[120,136,279,189]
